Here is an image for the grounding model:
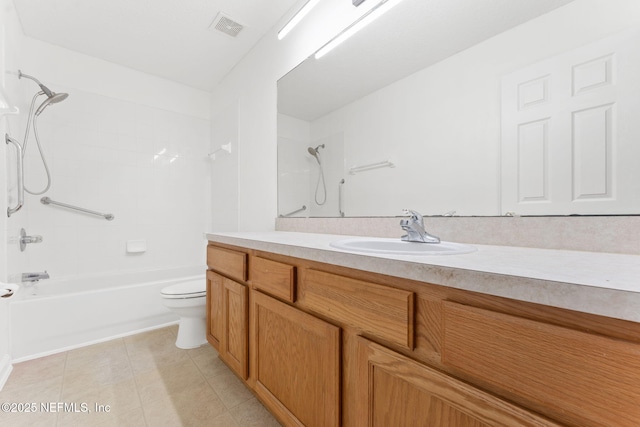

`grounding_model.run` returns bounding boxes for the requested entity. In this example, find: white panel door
[501,28,640,215]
